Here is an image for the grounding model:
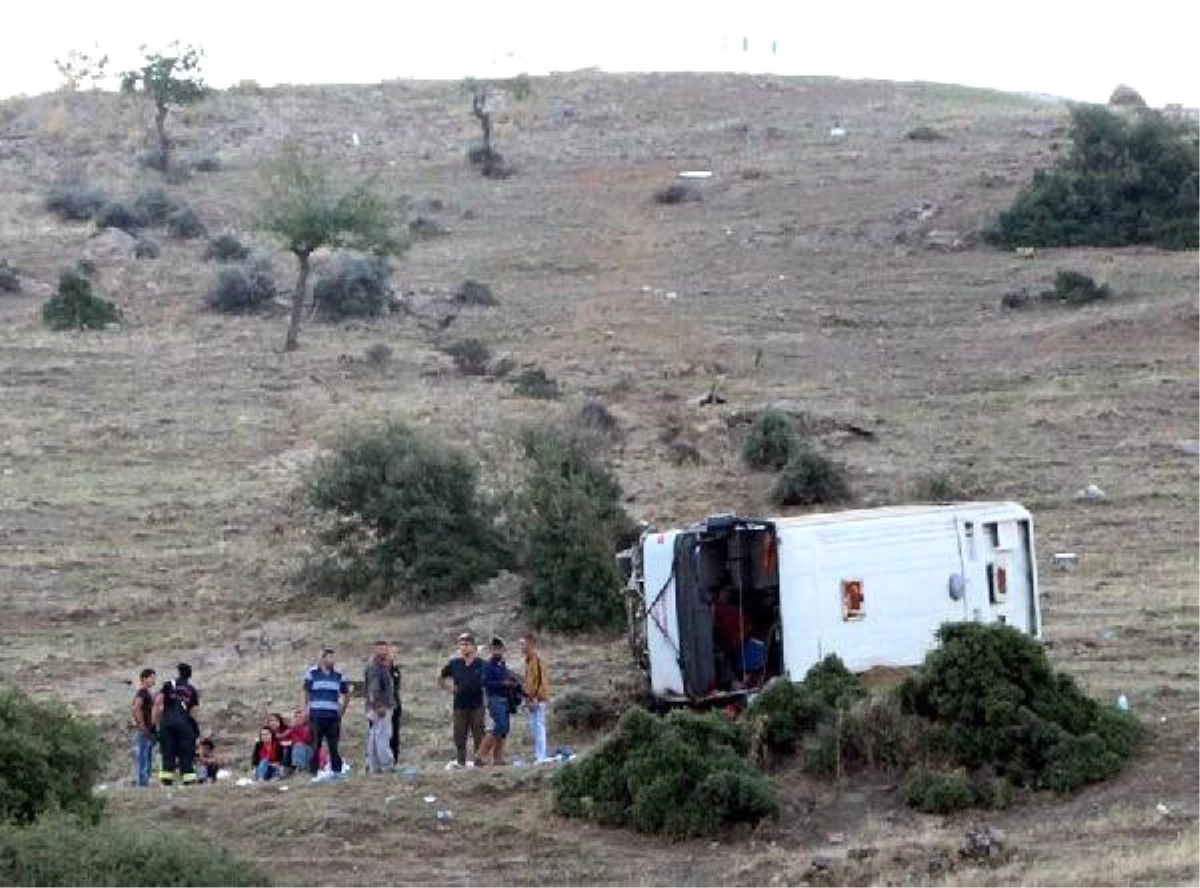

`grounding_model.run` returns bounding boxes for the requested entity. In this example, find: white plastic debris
[1117,694,1130,712]
[423,795,437,803]
[677,170,712,179]
[1053,552,1078,571]
[1156,802,1170,816]
[236,777,254,787]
